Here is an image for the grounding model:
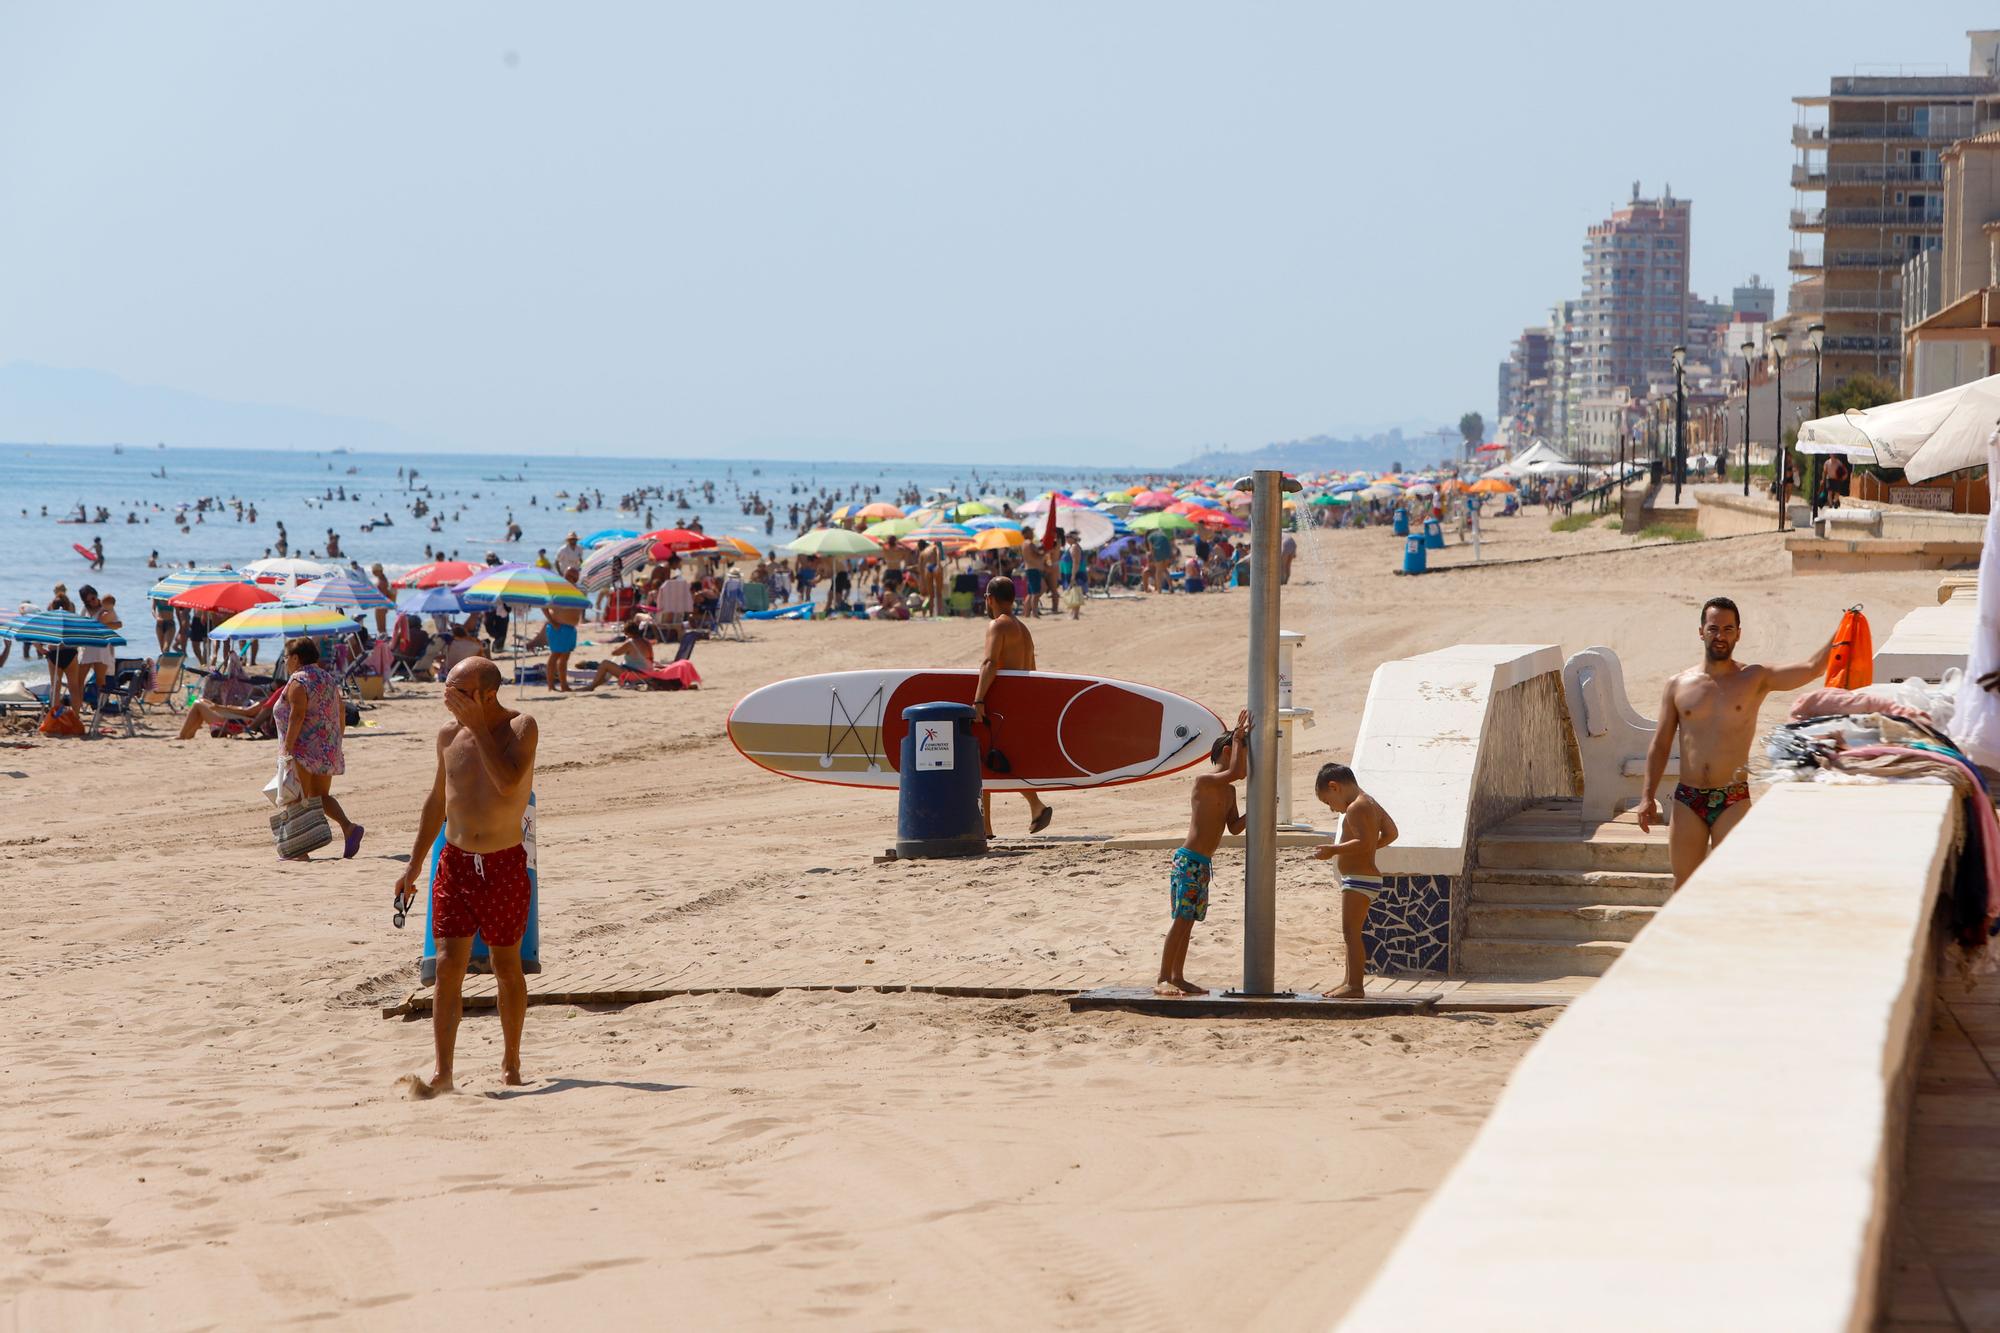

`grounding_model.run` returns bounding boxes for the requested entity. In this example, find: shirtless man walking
[1639,597,1834,886]
[969,576,1052,837]
[543,570,584,691]
[394,657,540,1095]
